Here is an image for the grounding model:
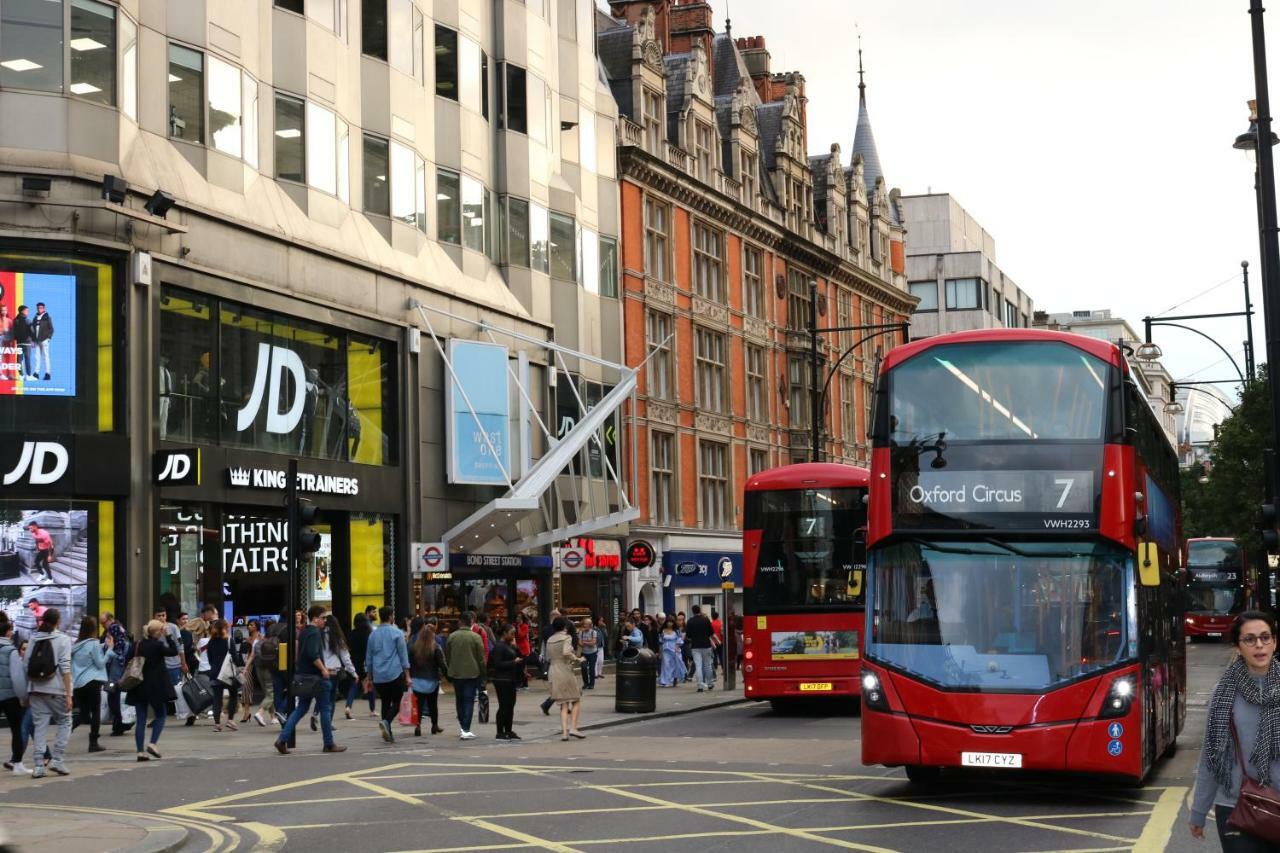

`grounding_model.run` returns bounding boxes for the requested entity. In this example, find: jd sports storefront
[153,276,405,629]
